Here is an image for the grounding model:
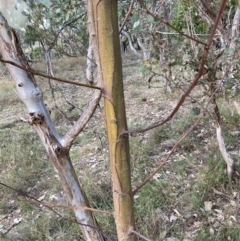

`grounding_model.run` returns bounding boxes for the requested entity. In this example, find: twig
[0,58,102,91]
[212,187,230,199]
[133,69,227,194]
[2,220,21,235]
[0,182,112,215]
[132,112,204,195]
[48,80,74,125]
[63,89,101,148]
[129,228,153,241]
[119,0,135,34]
[0,183,112,240]
[46,12,86,53]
